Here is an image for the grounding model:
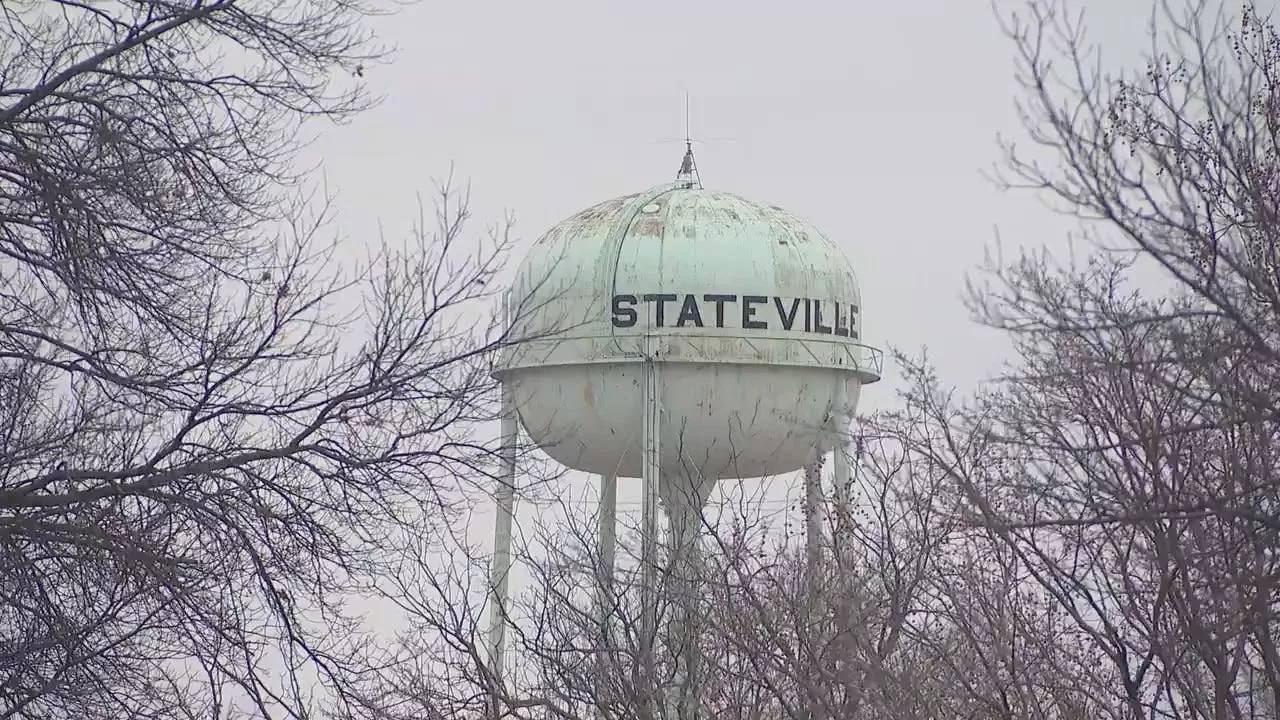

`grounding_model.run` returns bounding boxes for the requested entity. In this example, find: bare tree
[0,3,529,718]
[374,425,1122,720]
[869,2,1280,718]
[892,316,1280,717]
